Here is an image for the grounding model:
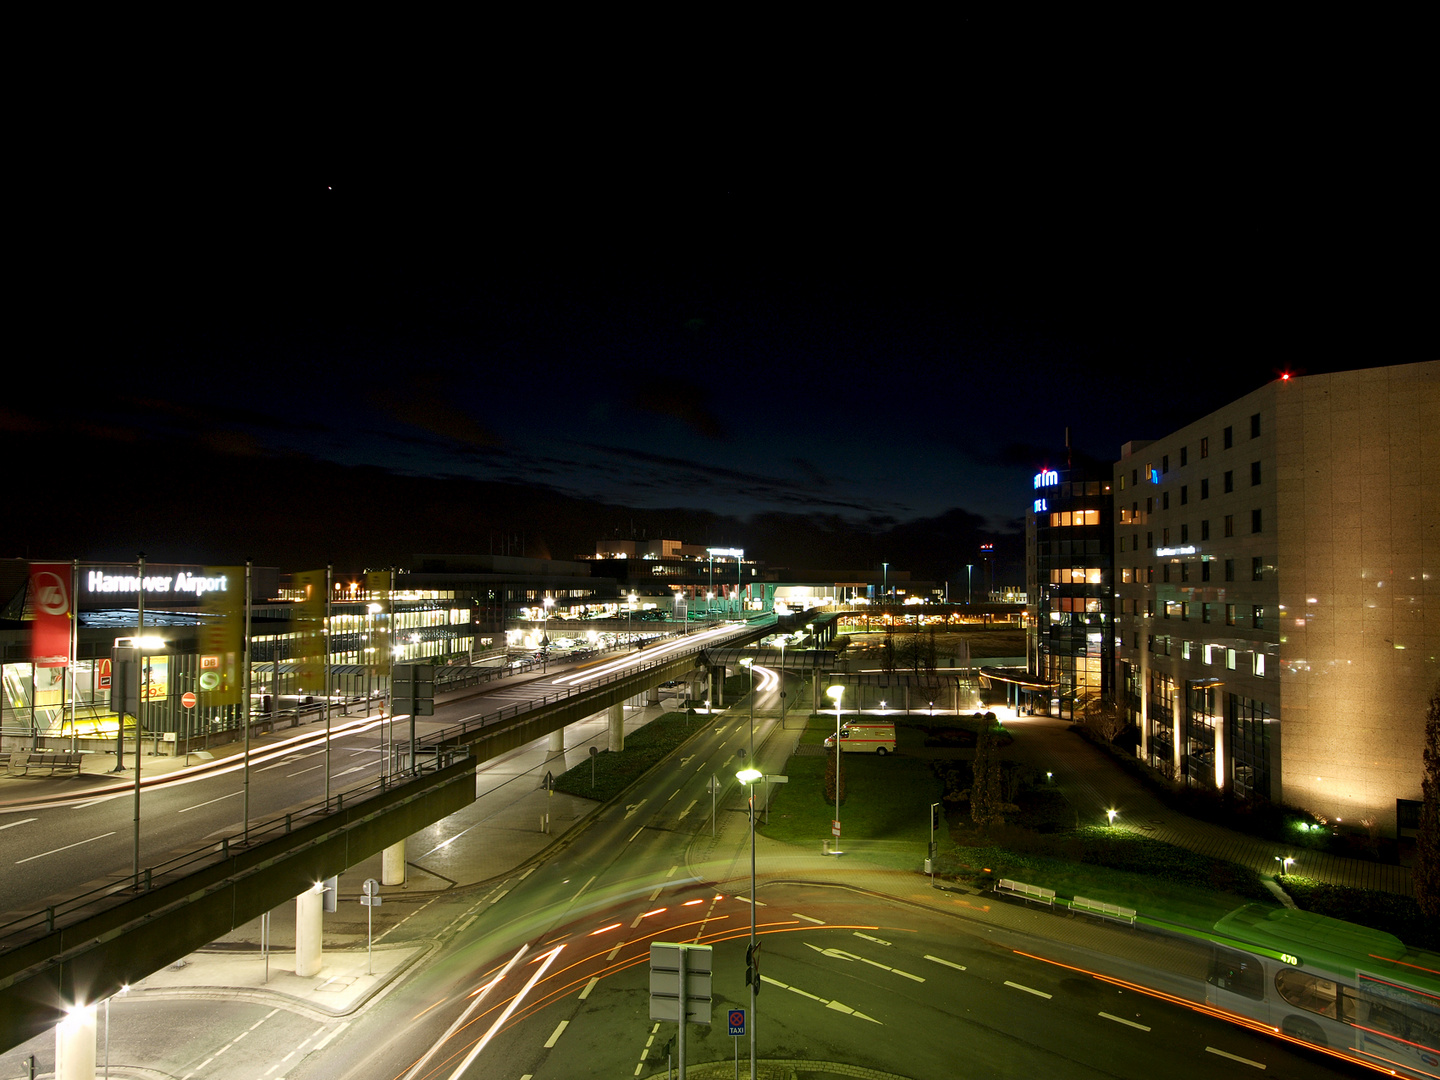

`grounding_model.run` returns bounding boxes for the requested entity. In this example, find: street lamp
[882,562,889,605]
[736,763,763,1079]
[541,597,554,673]
[826,685,845,855]
[627,592,637,646]
[966,564,973,605]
